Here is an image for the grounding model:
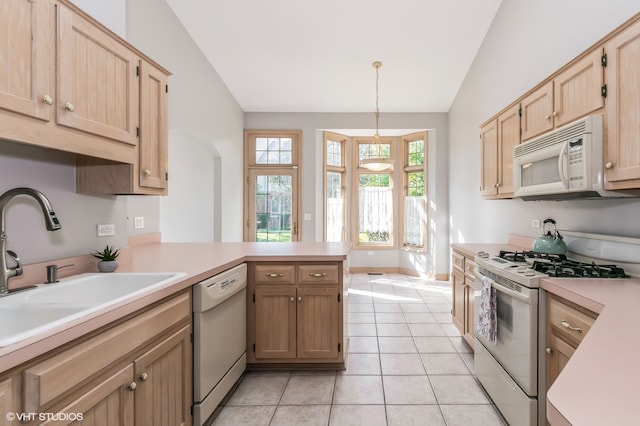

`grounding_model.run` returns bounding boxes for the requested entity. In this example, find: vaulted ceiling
[166,0,503,113]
